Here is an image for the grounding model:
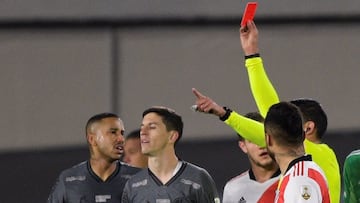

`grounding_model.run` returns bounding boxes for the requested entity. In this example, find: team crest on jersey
[300,185,311,200]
